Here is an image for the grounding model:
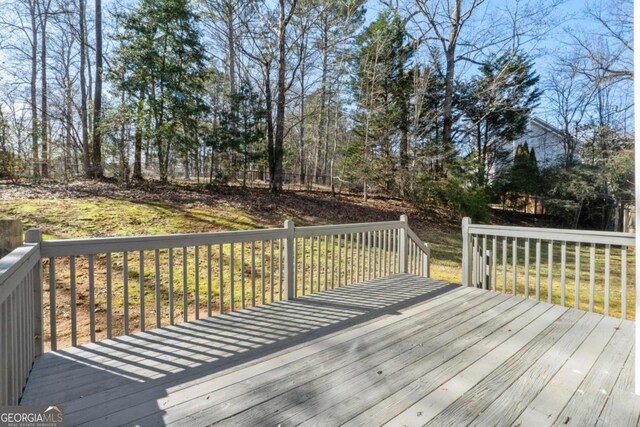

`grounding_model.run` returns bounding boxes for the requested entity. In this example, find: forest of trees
[0,0,633,228]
